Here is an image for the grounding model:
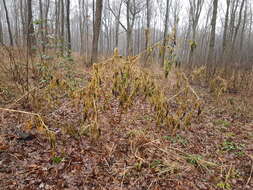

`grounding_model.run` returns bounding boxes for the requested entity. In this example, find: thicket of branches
[0,0,252,63]
[0,0,252,95]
